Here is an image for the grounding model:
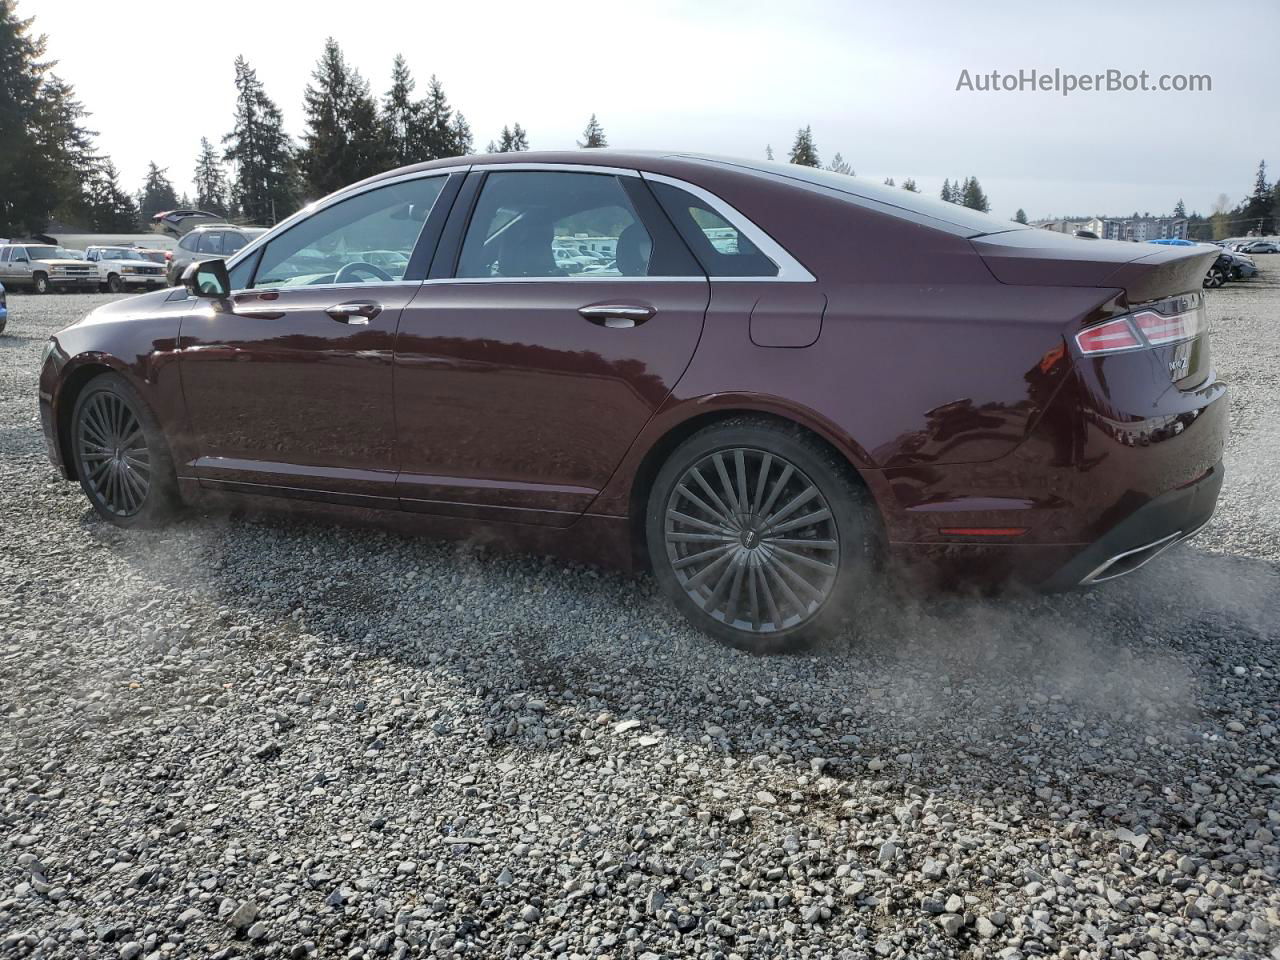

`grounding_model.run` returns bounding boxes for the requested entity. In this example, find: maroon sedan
[39,152,1227,652]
